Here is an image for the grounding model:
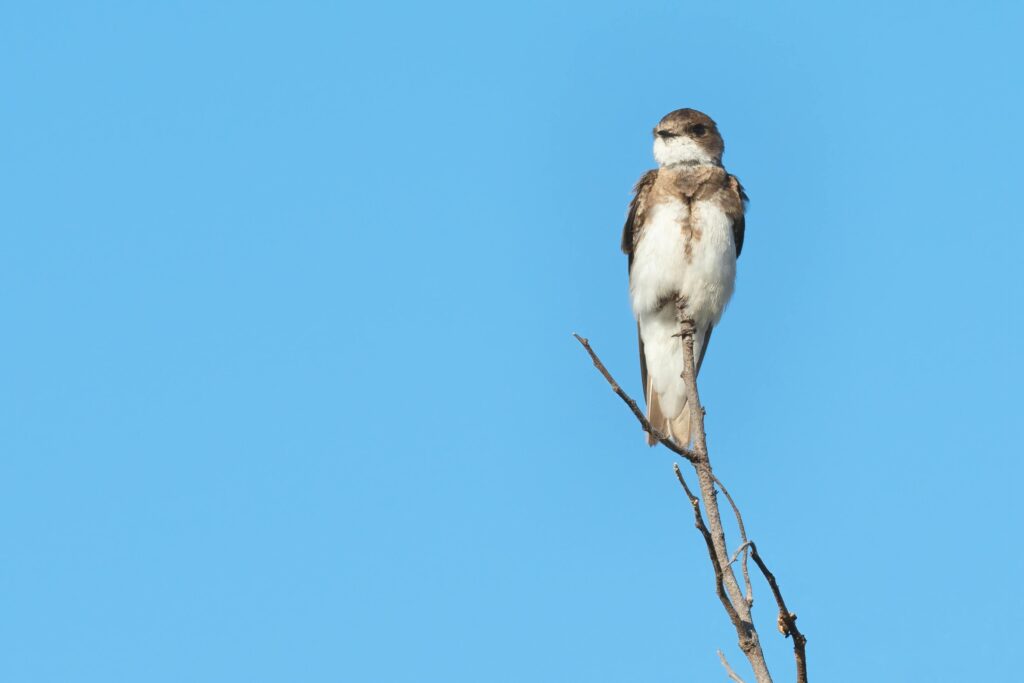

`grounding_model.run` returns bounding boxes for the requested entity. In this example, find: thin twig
[748,542,808,683]
[572,333,698,463]
[727,541,752,568]
[673,465,743,630]
[718,649,747,683]
[715,474,753,607]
